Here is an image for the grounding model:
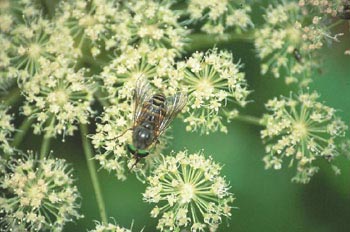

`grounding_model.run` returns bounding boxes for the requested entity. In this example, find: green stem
[2,88,21,106]
[80,124,108,224]
[12,118,33,148]
[326,20,343,30]
[94,89,108,107]
[40,118,54,160]
[188,31,255,50]
[233,114,265,127]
